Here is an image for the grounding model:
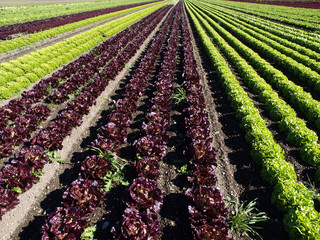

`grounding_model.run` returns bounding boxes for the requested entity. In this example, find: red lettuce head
[79,155,111,183]
[185,139,217,166]
[25,105,50,121]
[98,122,127,145]
[116,97,137,116]
[13,145,48,171]
[41,207,88,240]
[0,187,19,220]
[134,157,160,179]
[0,105,22,120]
[91,138,119,155]
[191,218,230,240]
[185,185,226,219]
[62,179,105,214]
[111,207,161,240]
[32,130,64,151]
[134,136,167,160]
[188,164,217,186]
[0,162,39,191]
[142,121,169,142]
[127,177,164,213]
